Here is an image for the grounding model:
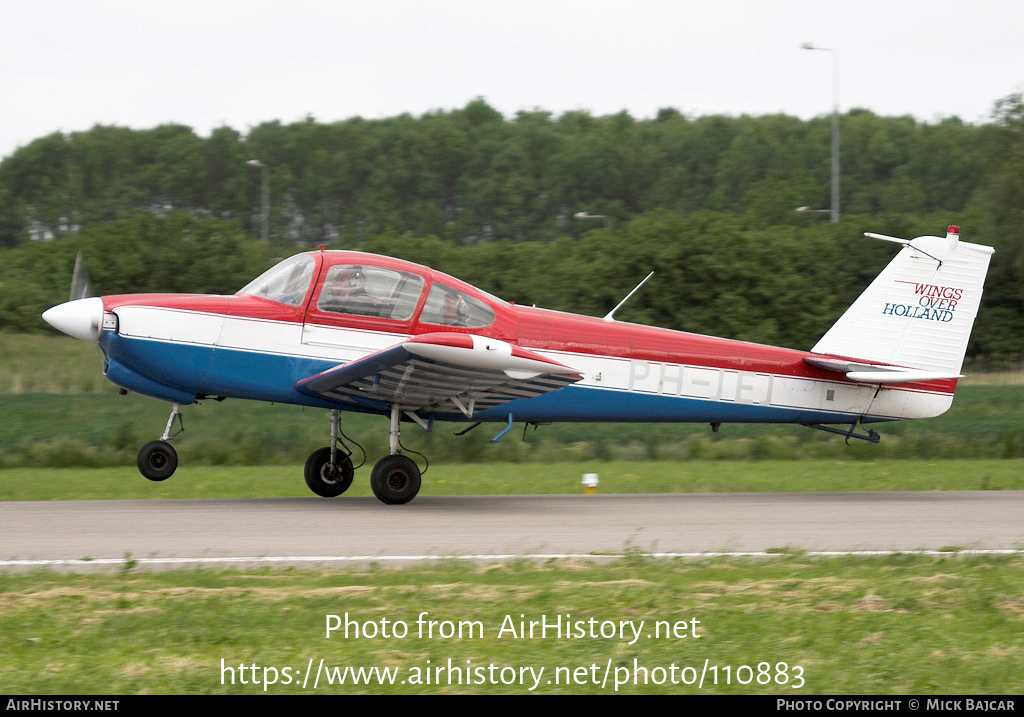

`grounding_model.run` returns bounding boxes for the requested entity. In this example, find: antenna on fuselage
[603,271,654,322]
